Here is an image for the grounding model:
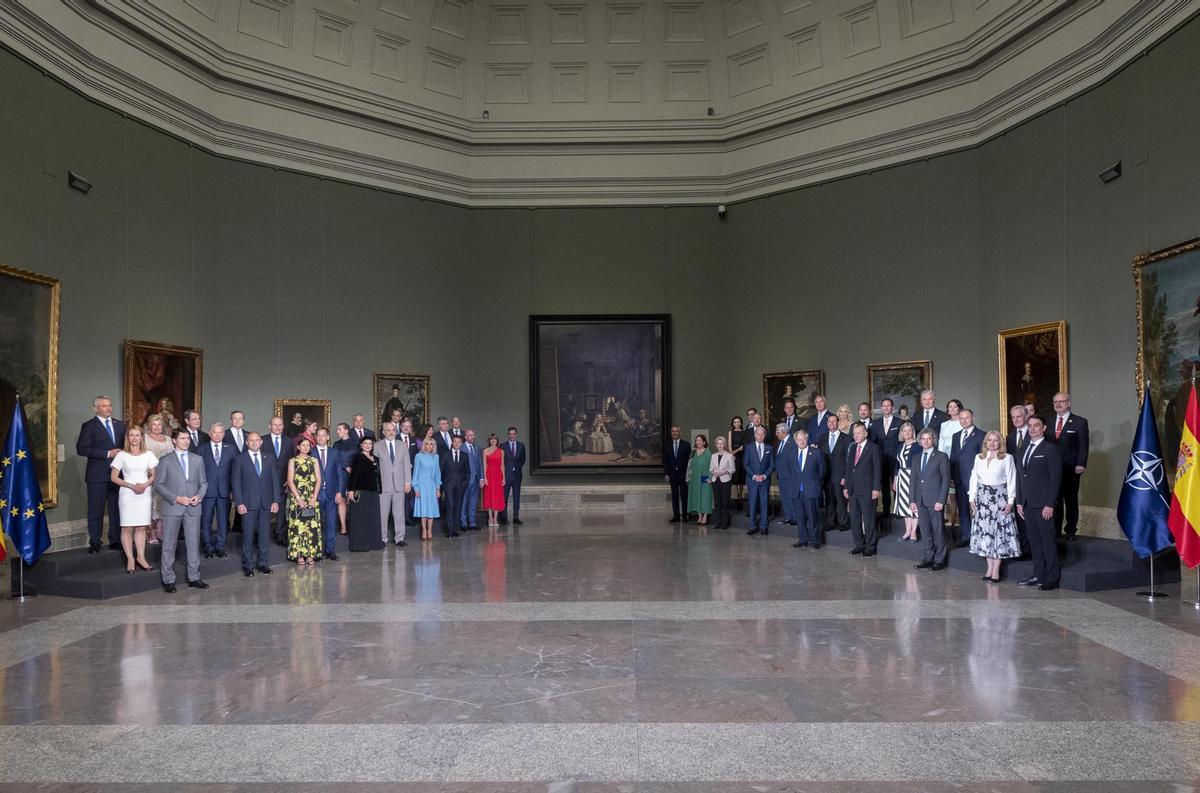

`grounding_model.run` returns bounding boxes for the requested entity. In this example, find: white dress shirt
[968,454,1017,503]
